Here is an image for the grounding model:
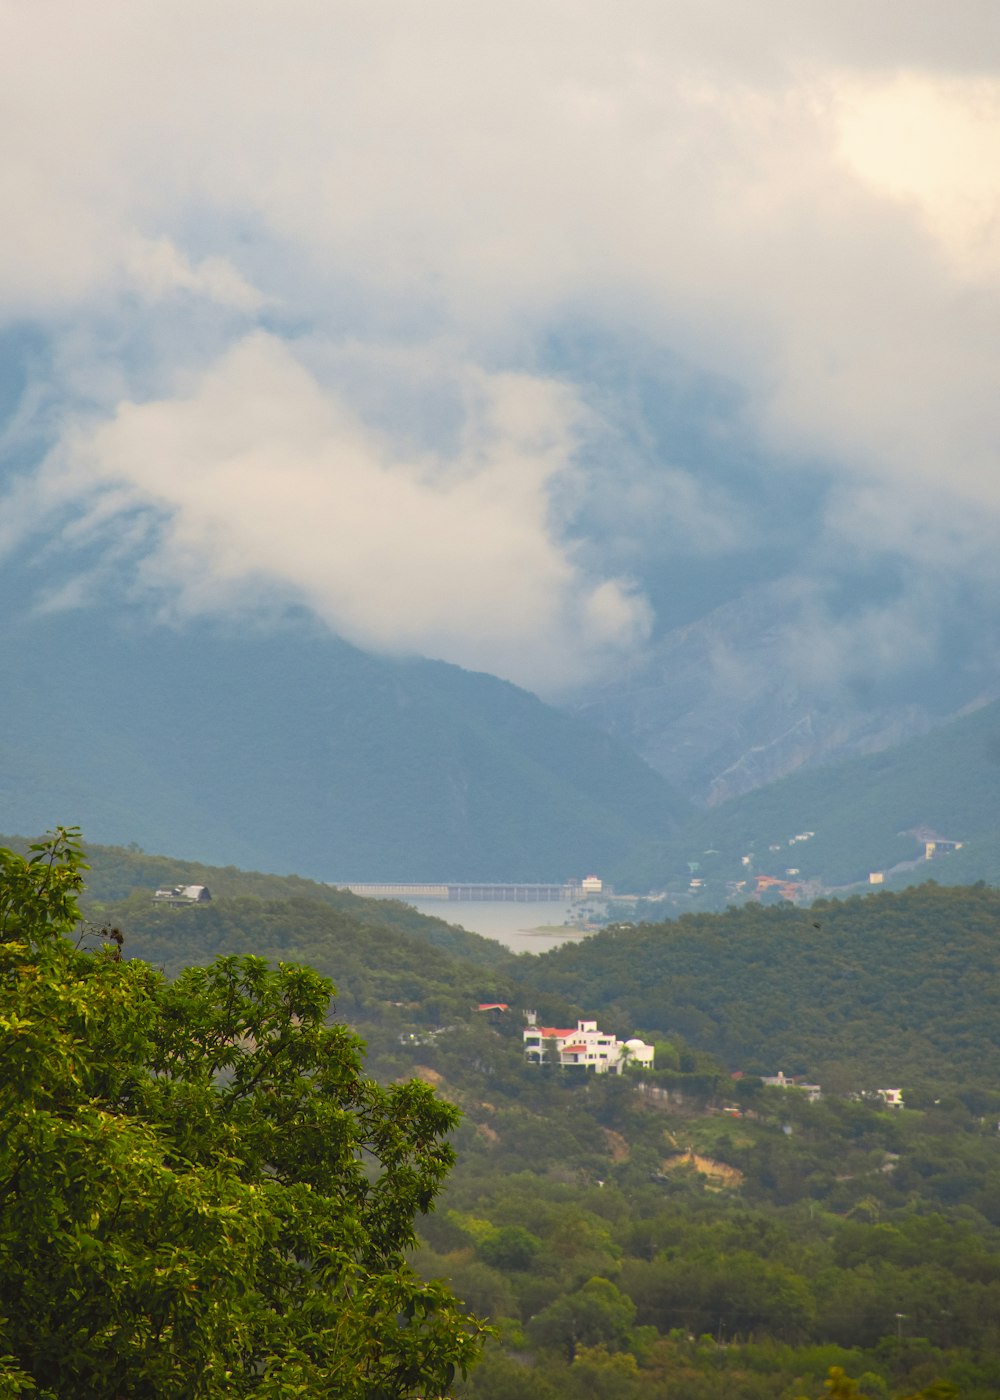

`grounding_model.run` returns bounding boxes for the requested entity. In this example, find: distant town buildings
[754,874,803,901]
[924,838,963,860]
[523,1013,654,1074]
